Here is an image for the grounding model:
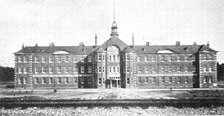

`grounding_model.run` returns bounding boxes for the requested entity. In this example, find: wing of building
[14,21,218,89]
